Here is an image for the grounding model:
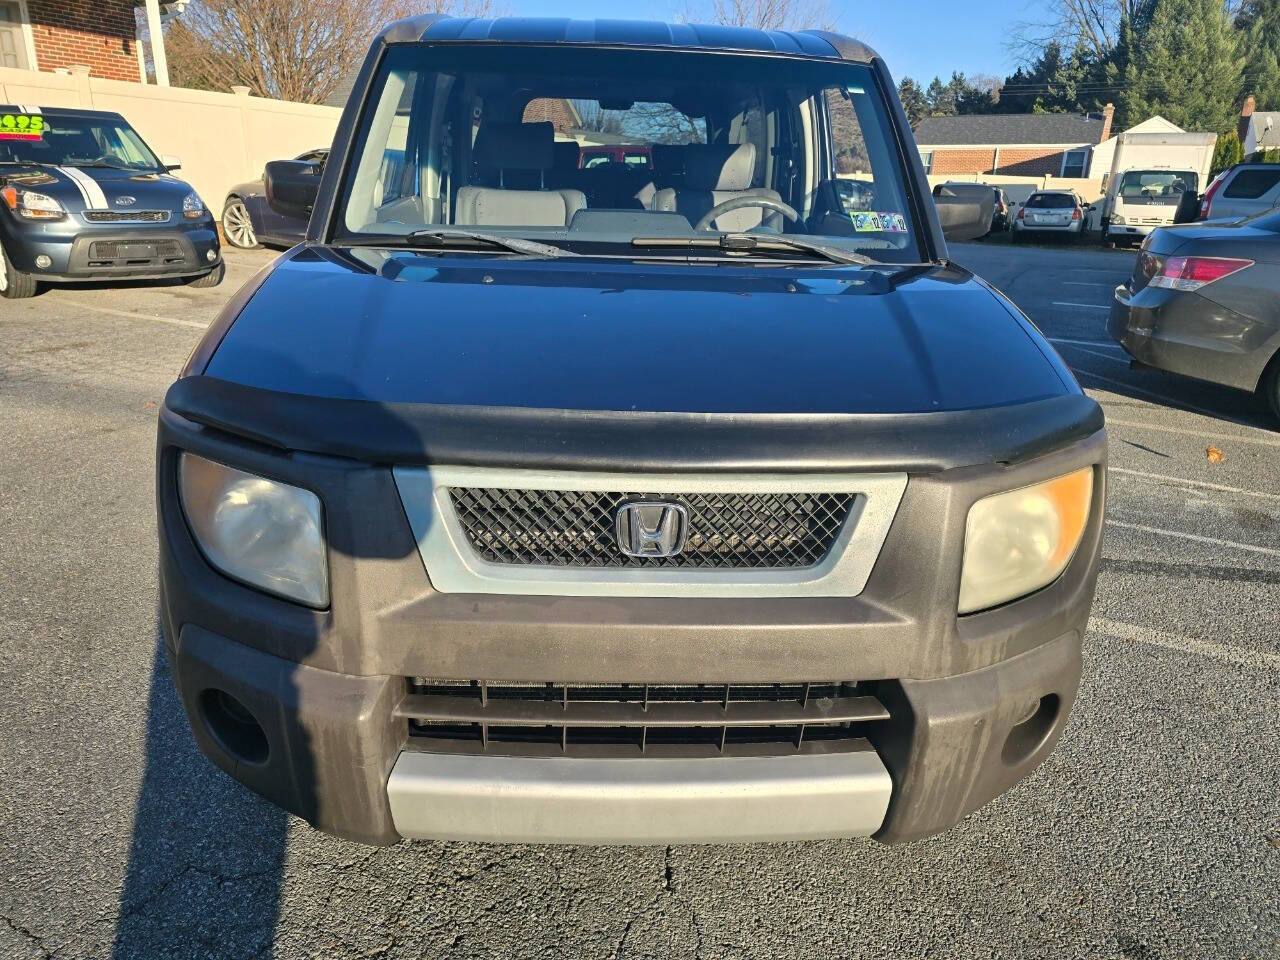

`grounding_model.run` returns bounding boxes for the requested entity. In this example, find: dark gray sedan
[221,149,325,249]
[1110,210,1280,419]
